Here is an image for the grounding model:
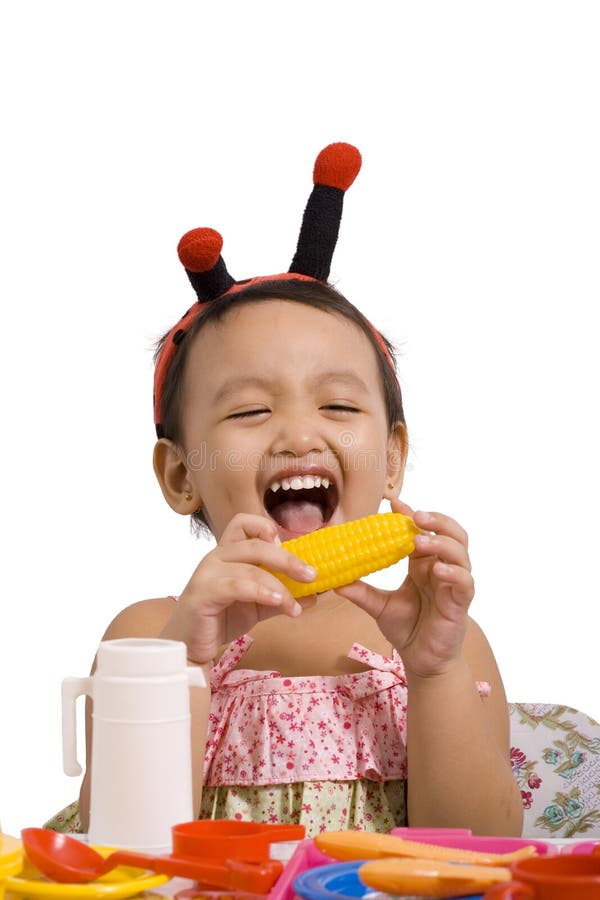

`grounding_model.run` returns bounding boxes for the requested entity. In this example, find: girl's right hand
[160,513,317,663]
